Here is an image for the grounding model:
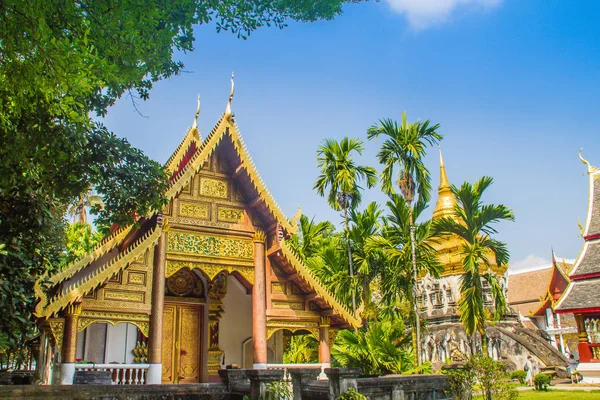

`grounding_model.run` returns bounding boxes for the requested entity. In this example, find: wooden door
[161,303,202,384]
